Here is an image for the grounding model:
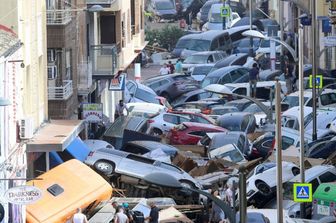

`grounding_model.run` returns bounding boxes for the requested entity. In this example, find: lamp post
[311,0,317,141]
